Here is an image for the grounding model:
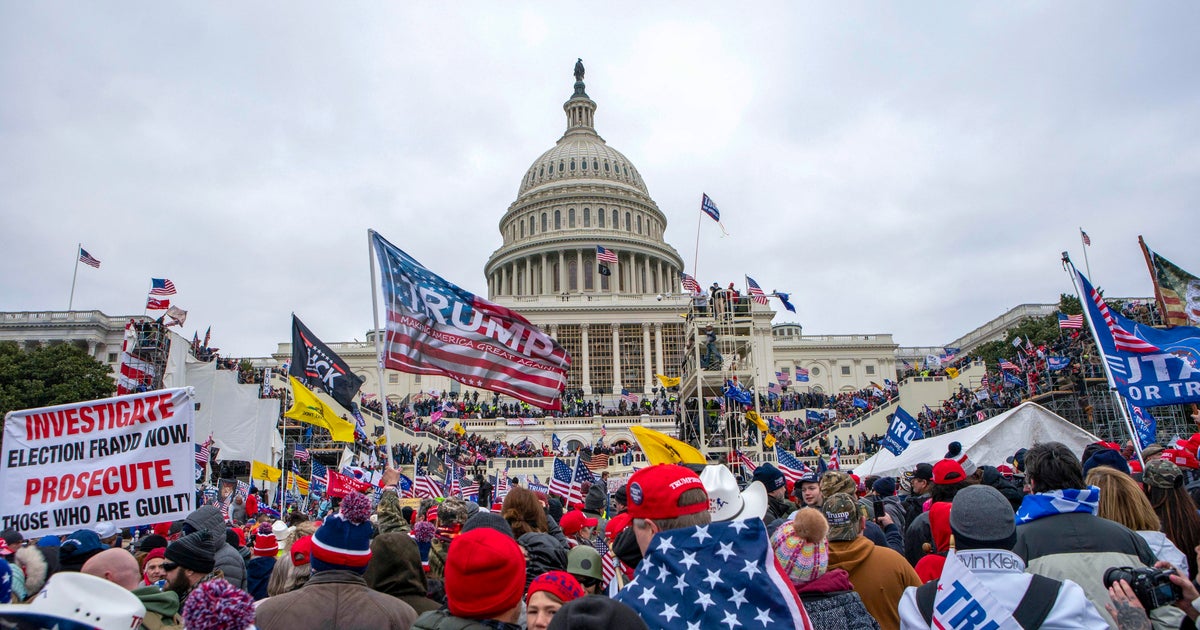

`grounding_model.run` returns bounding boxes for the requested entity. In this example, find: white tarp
[853,402,1101,479]
[187,361,283,465]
